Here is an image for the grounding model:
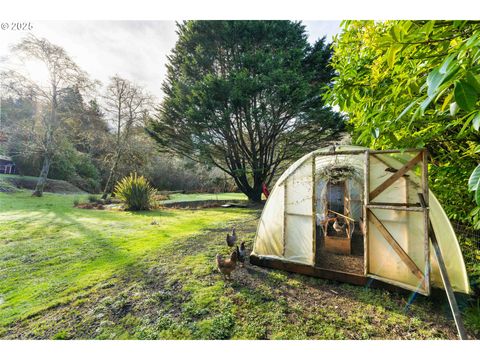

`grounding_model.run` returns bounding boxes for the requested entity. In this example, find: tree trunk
[246,189,263,203]
[245,182,263,203]
[101,153,121,199]
[32,155,51,197]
